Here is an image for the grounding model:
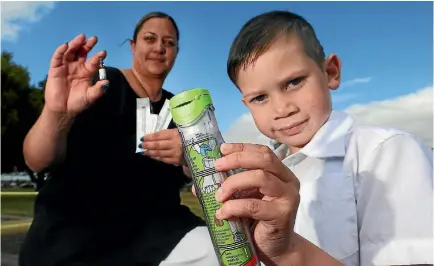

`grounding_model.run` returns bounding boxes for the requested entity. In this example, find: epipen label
[184,135,257,266]
[99,68,107,80]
